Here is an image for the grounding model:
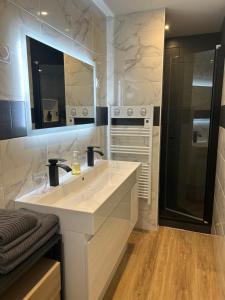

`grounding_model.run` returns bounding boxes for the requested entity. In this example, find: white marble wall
[107,9,165,230]
[0,0,107,208]
[212,61,225,235]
